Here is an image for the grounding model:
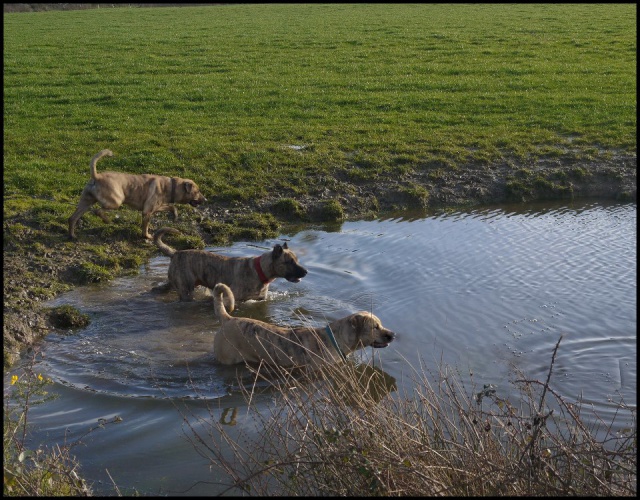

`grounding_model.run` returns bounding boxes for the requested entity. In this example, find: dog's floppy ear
[272,244,283,258]
[351,313,374,336]
[350,314,363,332]
[184,181,193,193]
